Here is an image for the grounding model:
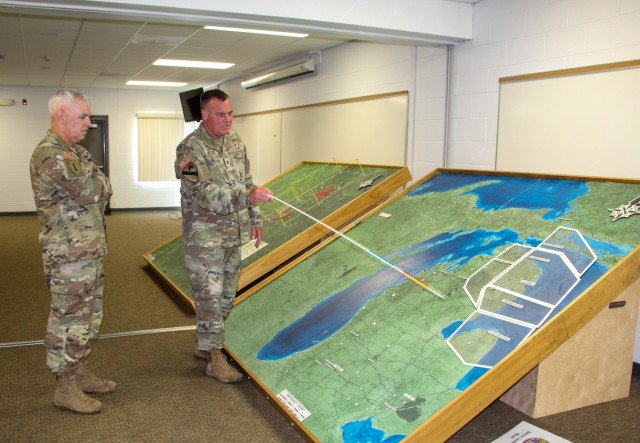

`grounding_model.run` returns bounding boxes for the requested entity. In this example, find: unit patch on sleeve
[181,162,199,183]
[63,150,83,177]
